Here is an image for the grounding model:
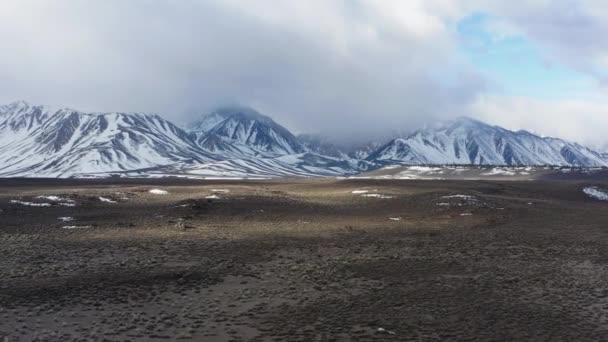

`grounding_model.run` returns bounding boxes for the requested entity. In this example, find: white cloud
[471,94,608,150]
[467,0,608,80]
[0,0,484,139]
[0,0,606,148]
